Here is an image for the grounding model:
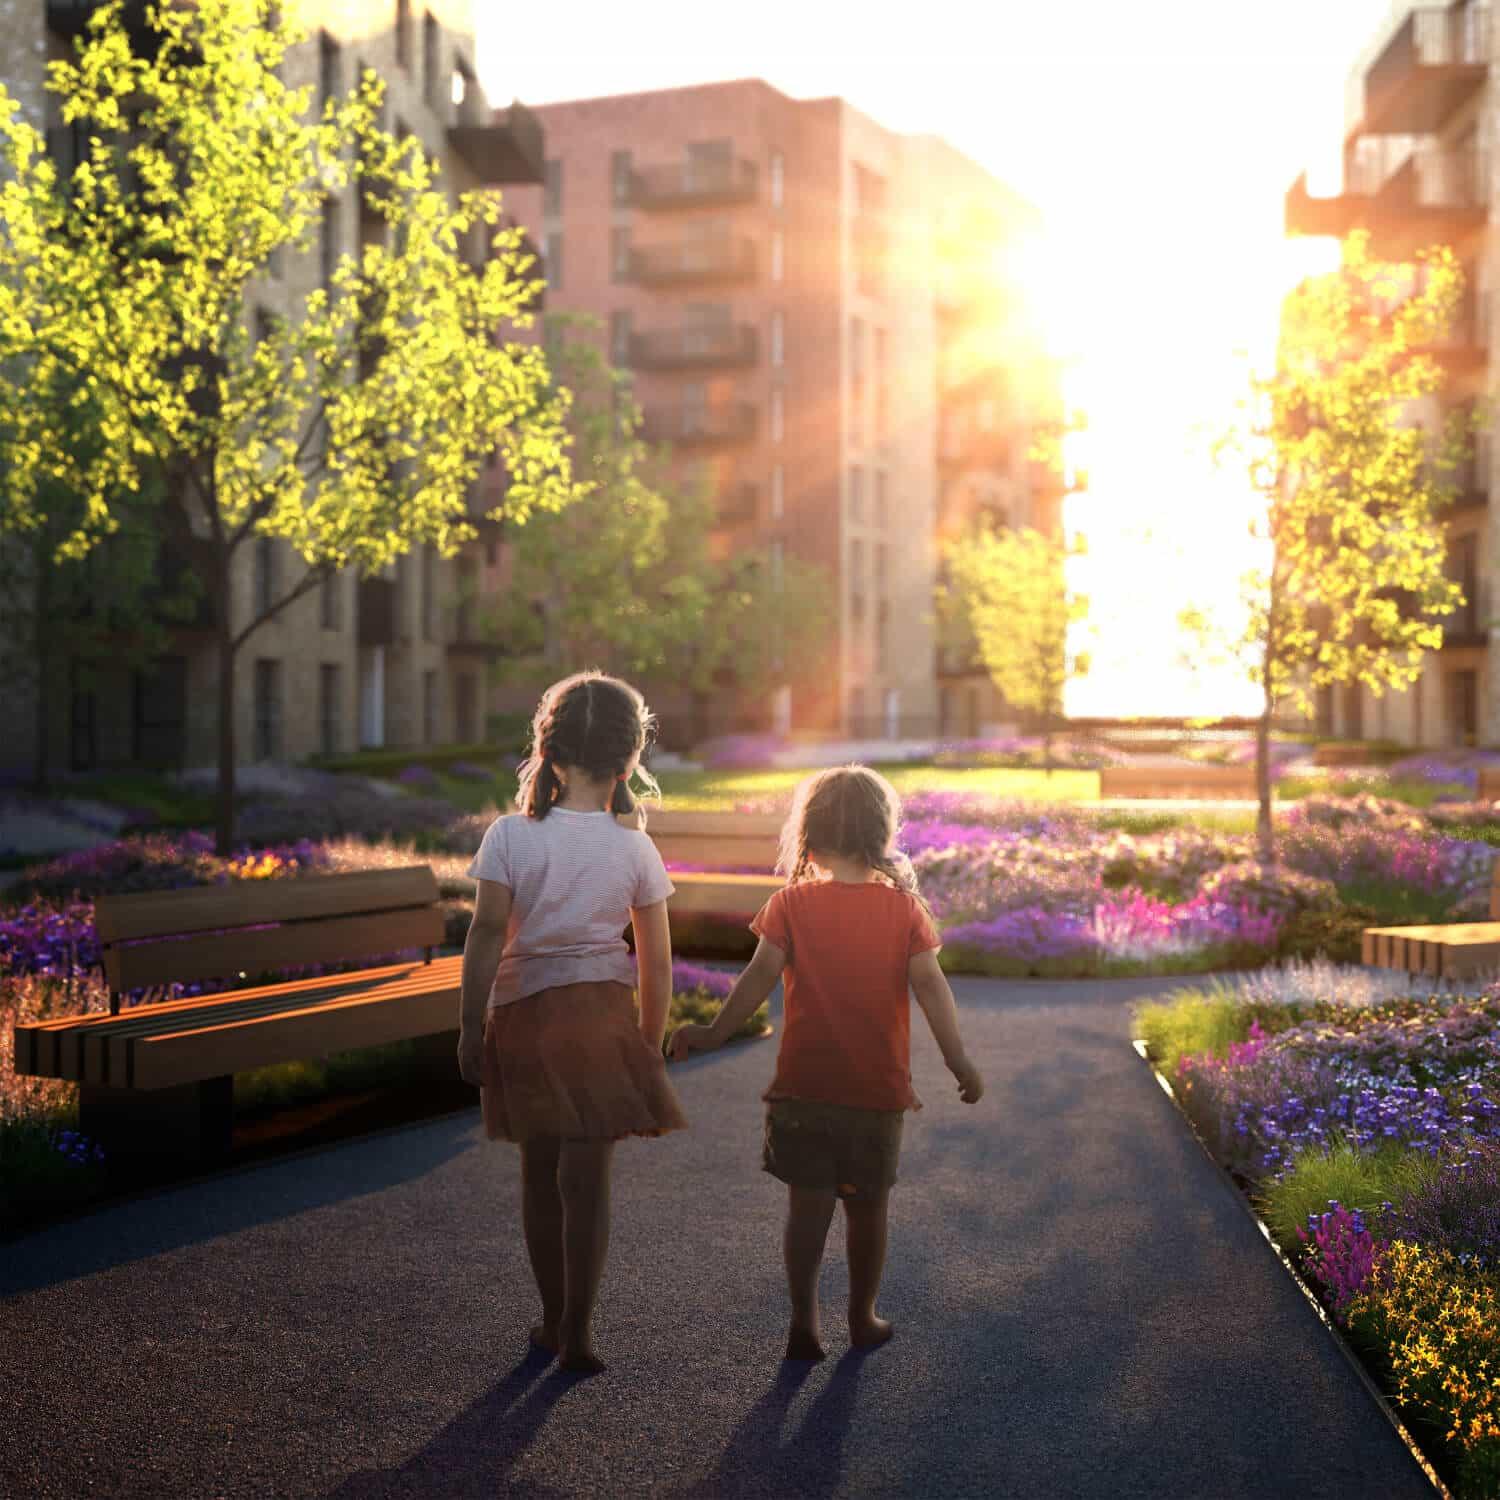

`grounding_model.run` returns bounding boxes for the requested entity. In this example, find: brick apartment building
[0,0,542,779]
[1286,0,1496,746]
[496,79,1060,743]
